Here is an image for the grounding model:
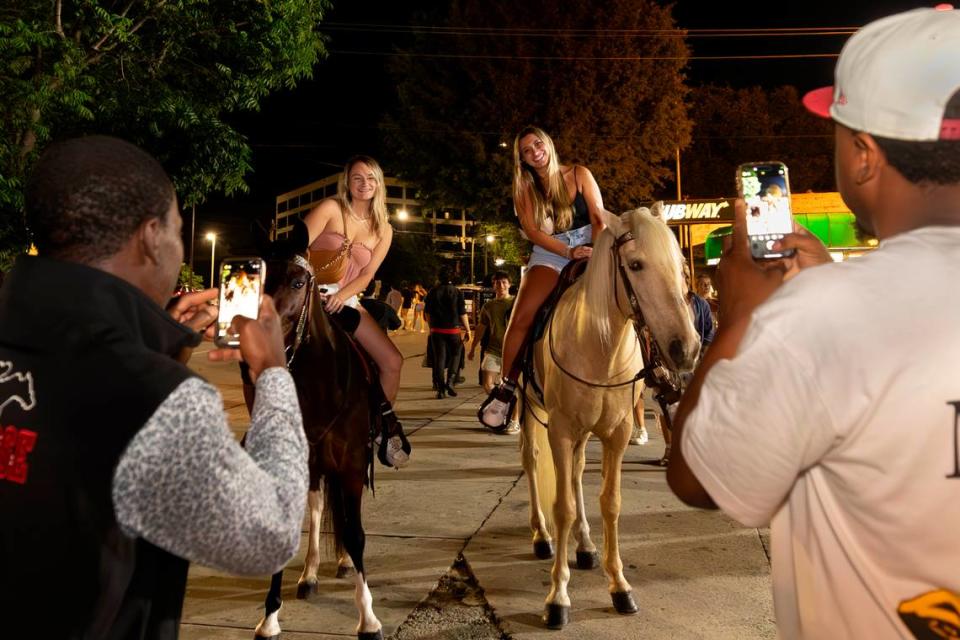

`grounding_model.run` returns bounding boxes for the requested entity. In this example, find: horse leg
[254,570,284,639]
[337,552,356,578]
[572,435,600,570]
[520,410,553,559]
[599,422,639,615]
[296,489,322,599]
[543,427,576,629]
[340,478,383,640]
